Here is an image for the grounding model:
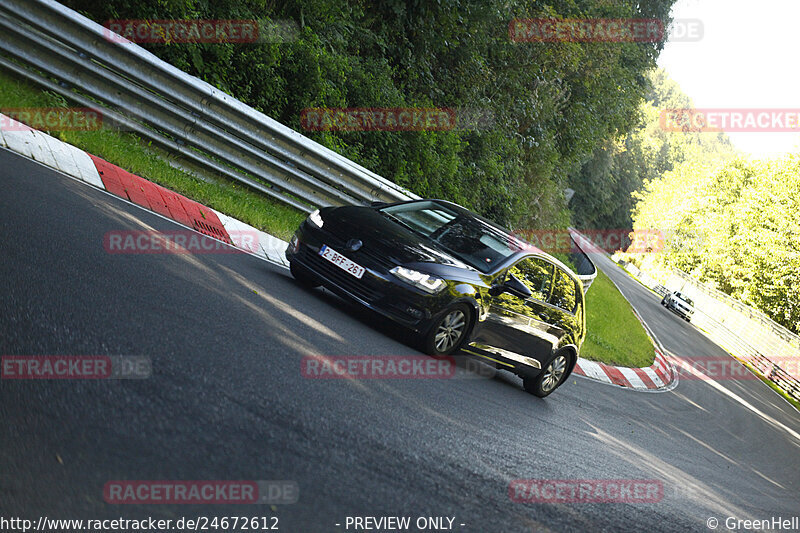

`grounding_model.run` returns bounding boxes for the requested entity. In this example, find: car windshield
[380,201,526,272]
